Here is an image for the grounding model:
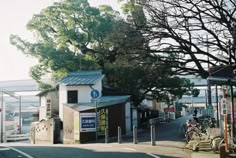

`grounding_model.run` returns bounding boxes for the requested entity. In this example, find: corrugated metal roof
[58,70,104,86]
[64,95,130,112]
